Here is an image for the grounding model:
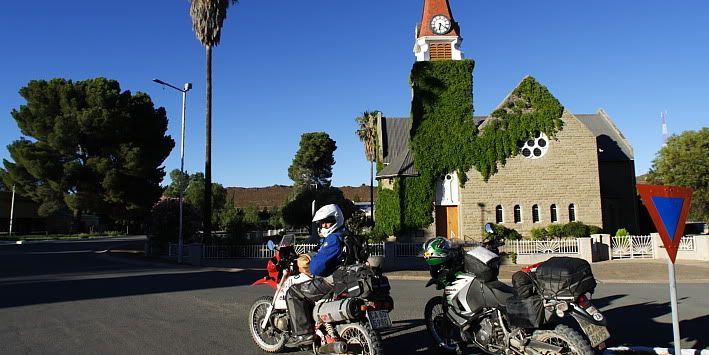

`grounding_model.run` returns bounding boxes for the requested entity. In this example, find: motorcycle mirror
[266,240,275,251]
[484,223,494,234]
